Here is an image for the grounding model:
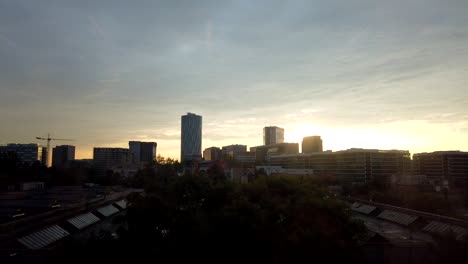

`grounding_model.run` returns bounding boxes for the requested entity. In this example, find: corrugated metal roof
[17,225,70,250]
[114,200,127,209]
[96,204,120,217]
[351,202,376,215]
[67,212,100,230]
[377,210,418,226]
[423,221,467,240]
